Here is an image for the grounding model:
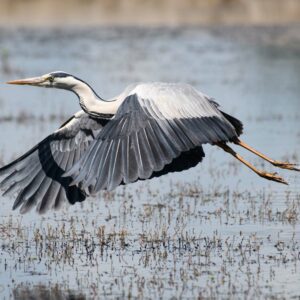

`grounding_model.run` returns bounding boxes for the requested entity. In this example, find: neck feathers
[71,79,118,118]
